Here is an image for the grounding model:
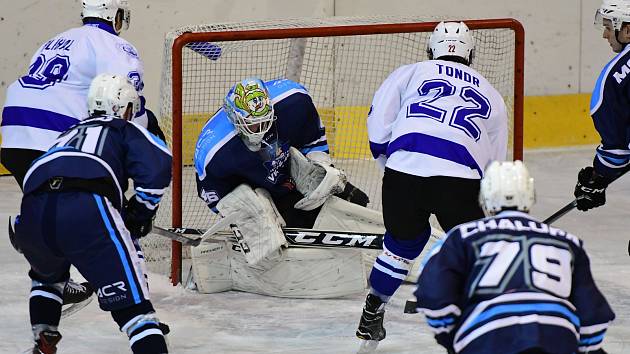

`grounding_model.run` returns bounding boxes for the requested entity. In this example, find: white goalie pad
[191,240,367,298]
[216,184,287,265]
[312,196,385,233]
[312,196,443,283]
[191,241,232,293]
[231,247,366,298]
[289,147,347,211]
